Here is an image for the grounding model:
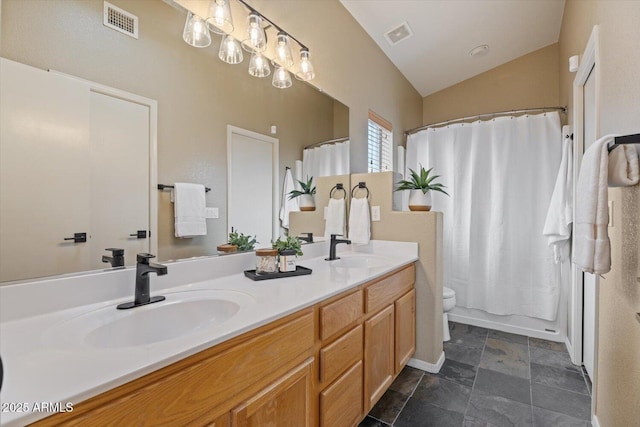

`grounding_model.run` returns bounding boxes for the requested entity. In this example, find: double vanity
[0,240,417,426]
